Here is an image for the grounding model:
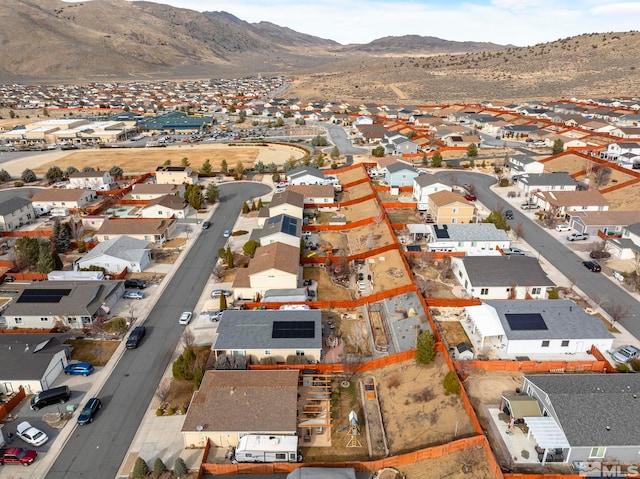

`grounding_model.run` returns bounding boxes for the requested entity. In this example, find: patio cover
[524,416,570,449]
[502,395,542,419]
[407,224,431,235]
[465,304,505,341]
